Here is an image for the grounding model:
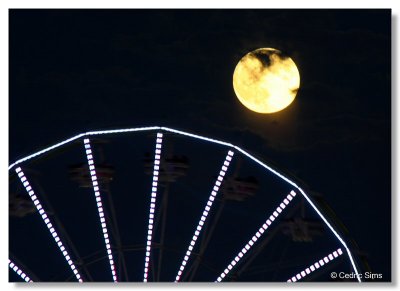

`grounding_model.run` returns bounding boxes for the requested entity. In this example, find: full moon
[233,48,300,114]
